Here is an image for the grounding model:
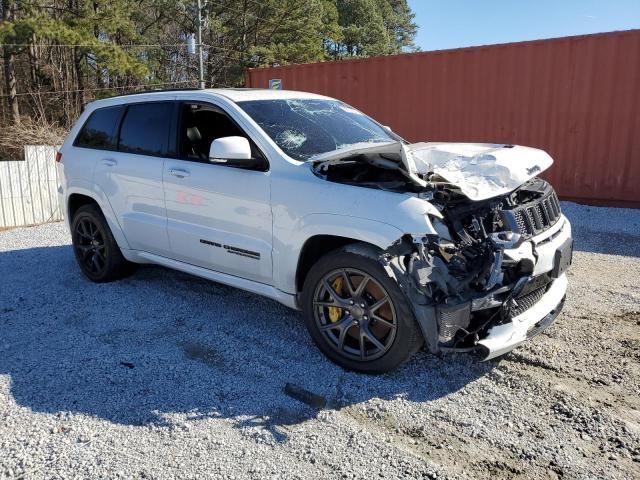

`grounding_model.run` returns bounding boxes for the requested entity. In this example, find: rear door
[162,101,273,284]
[93,101,175,256]
[70,104,123,204]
